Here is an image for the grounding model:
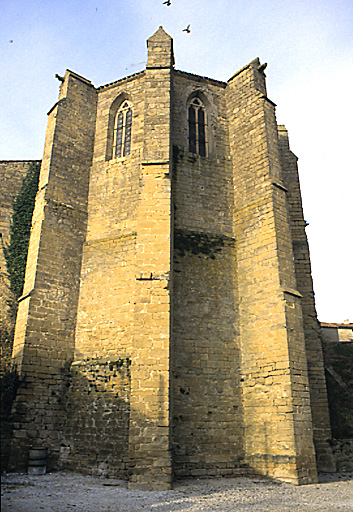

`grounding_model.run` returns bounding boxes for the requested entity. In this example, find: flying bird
[163,0,171,5]
[125,61,147,71]
[9,40,13,43]
[183,25,191,33]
